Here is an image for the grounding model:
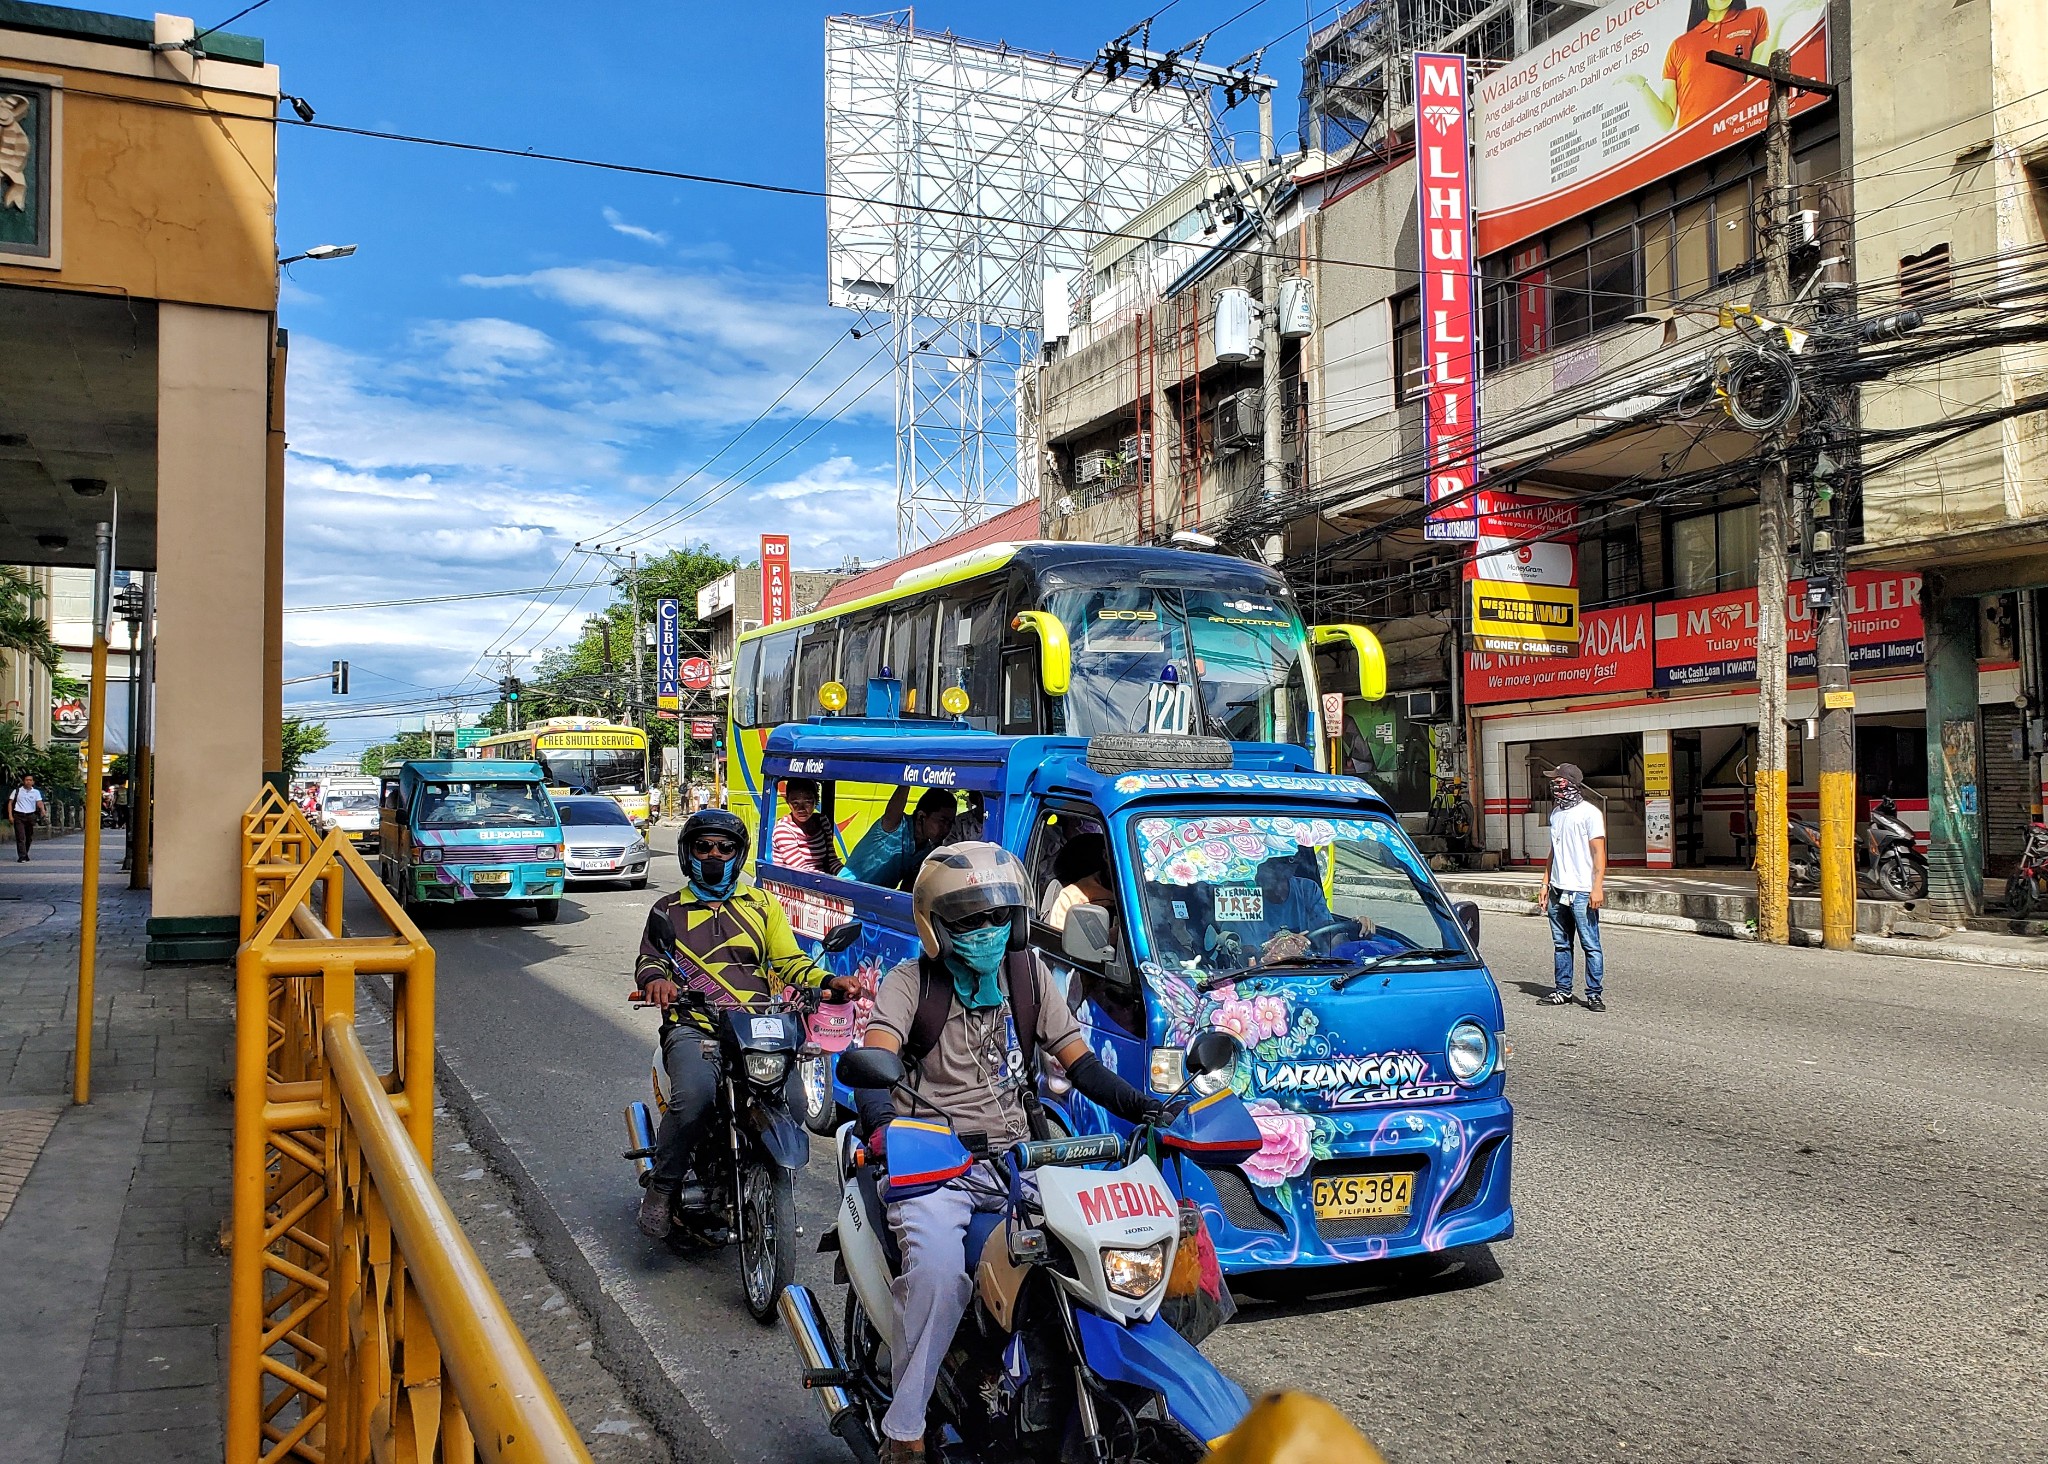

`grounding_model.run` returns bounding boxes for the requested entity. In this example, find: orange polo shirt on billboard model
[1663,6,1770,129]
